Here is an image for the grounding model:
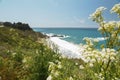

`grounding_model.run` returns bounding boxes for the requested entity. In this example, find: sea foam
[96,37,107,41]
[49,37,84,59]
[88,37,107,41]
